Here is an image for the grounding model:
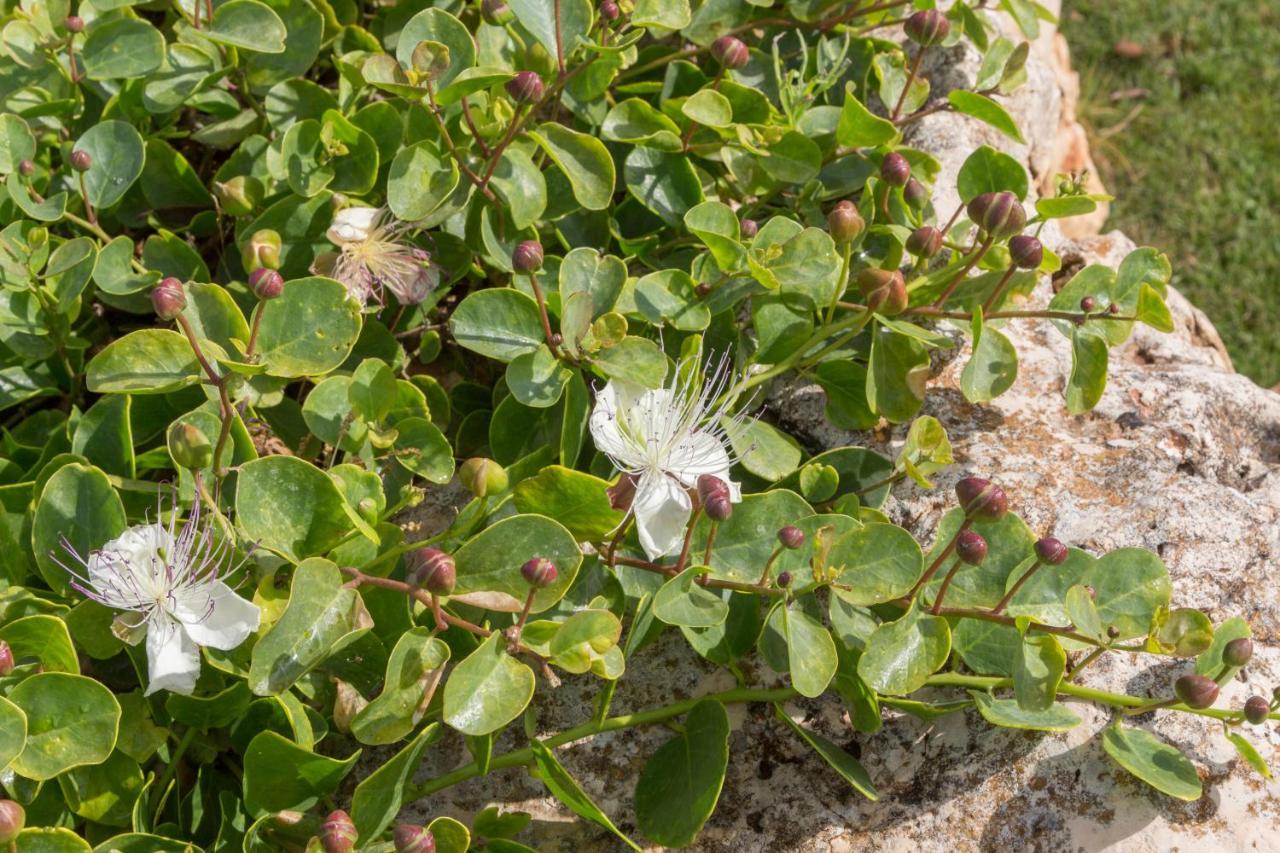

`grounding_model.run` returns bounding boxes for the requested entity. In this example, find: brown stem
[758,544,784,586]
[890,47,925,122]
[674,507,702,575]
[77,171,95,225]
[511,587,537,647]
[928,555,965,615]
[526,270,561,358]
[907,517,972,599]
[425,83,498,204]
[930,236,993,308]
[979,264,1019,314]
[460,96,491,157]
[245,305,265,360]
[610,553,786,597]
[895,99,953,127]
[991,558,1043,616]
[906,306,1139,323]
[701,521,719,566]
[176,315,235,476]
